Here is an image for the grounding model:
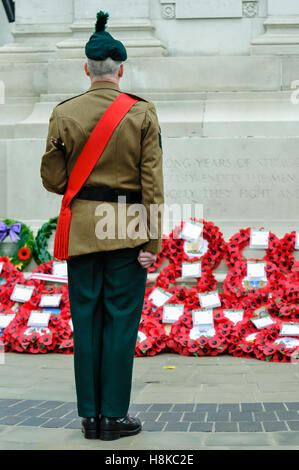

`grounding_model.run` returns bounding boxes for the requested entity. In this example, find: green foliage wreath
[33,217,58,265]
